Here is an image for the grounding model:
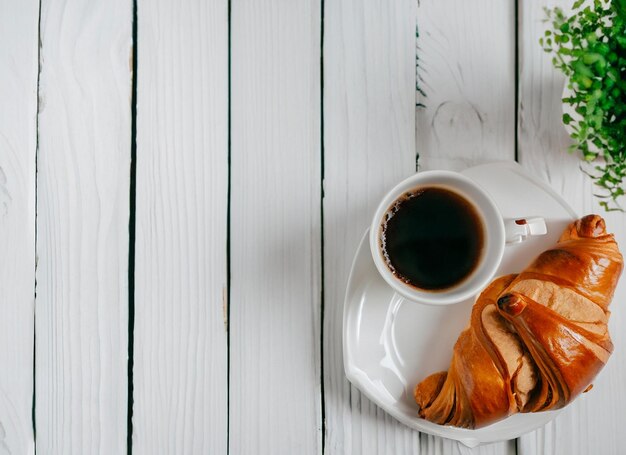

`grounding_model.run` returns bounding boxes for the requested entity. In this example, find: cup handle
[504,217,547,244]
